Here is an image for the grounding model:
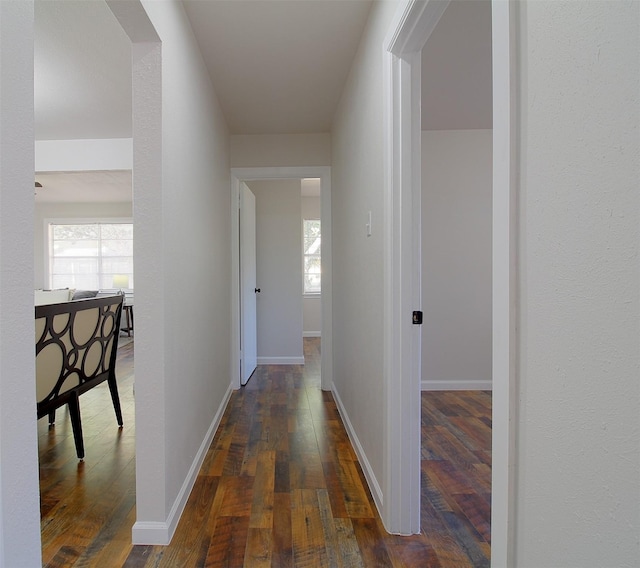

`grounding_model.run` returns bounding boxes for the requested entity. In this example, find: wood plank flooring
[420,391,492,567]
[39,338,491,567]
